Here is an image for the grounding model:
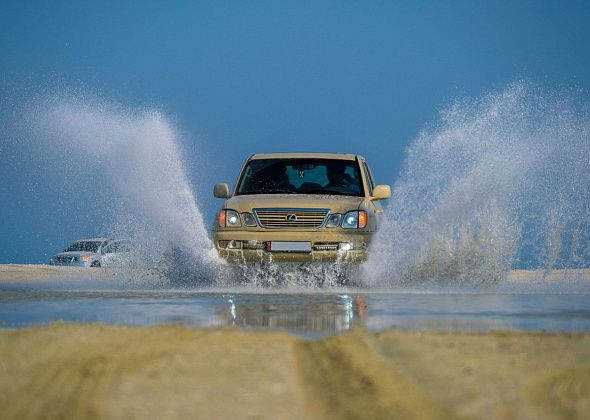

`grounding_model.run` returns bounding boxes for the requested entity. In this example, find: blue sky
[1,1,590,262]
